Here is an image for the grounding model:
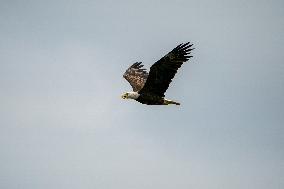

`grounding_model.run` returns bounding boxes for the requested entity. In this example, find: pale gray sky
[0,0,283,189]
